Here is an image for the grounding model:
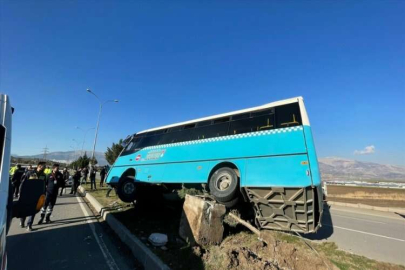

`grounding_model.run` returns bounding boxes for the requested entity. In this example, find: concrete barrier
[78,186,170,270]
